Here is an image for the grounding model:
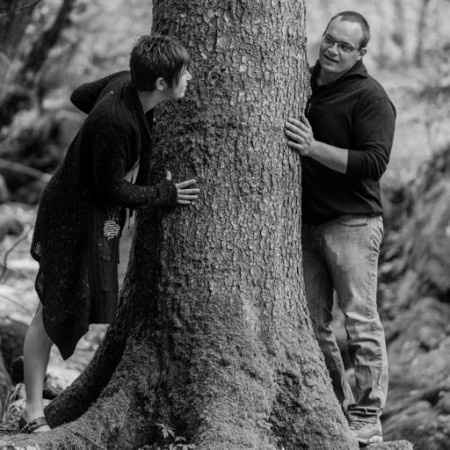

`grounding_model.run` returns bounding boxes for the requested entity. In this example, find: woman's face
[169,66,192,99]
